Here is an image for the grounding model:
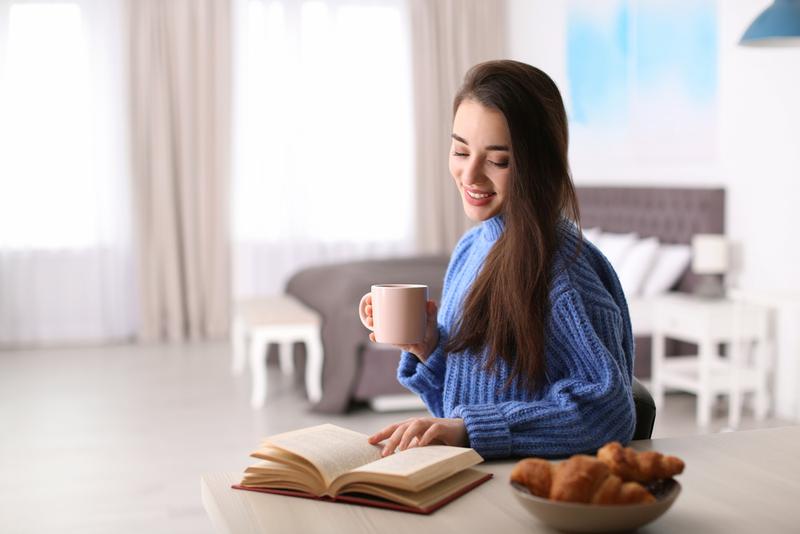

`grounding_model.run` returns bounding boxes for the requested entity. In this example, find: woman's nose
[461,156,486,186]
